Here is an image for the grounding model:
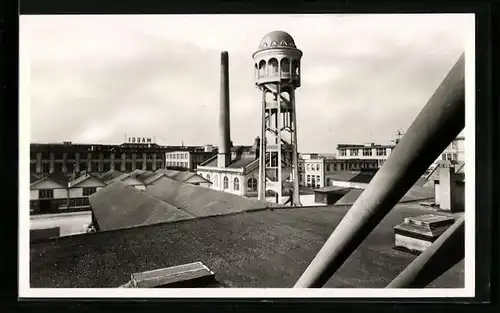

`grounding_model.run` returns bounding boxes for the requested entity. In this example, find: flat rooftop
[30,202,463,288]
